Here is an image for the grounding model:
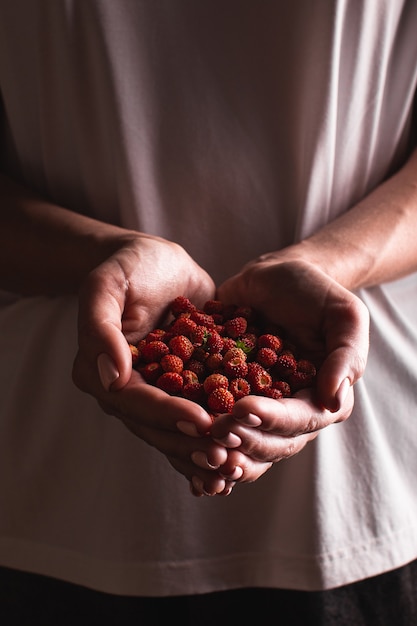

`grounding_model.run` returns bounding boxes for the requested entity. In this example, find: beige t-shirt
[0,0,417,595]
